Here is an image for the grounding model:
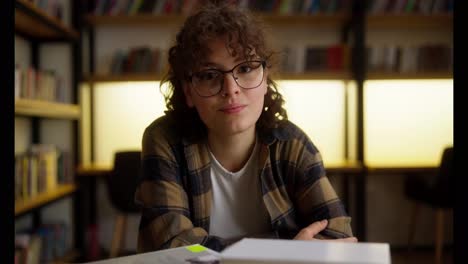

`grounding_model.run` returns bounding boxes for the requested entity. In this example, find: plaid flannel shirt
[135,115,353,252]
